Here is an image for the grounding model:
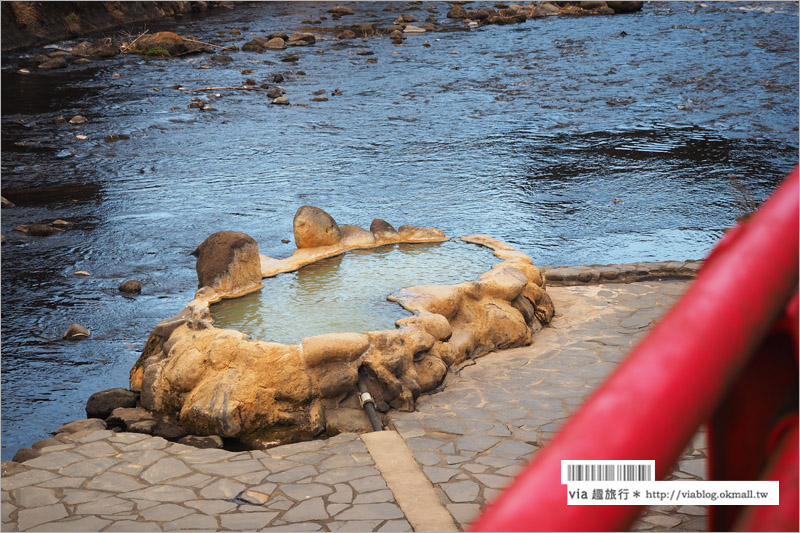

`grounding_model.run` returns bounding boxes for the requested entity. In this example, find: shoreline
[4,259,700,465]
